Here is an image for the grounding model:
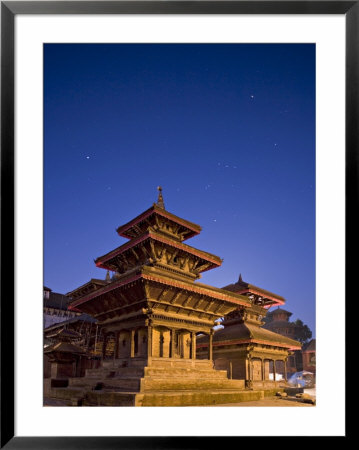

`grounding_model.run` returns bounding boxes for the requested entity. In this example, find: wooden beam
[133,224,142,235]
[131,247,140,261]
[140,244,150,259]
[118,291,131,306]
[94,300,145,319]
[157,288,169,302]
[158,245,166,260]
[203,300,213,312]
[182,295,193,308]
[196,262,212,273]
[170,291,182,305]
[179,256,188,269]
[169,250,179,264]
[213,301,224,314]
[193,297,204,309]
